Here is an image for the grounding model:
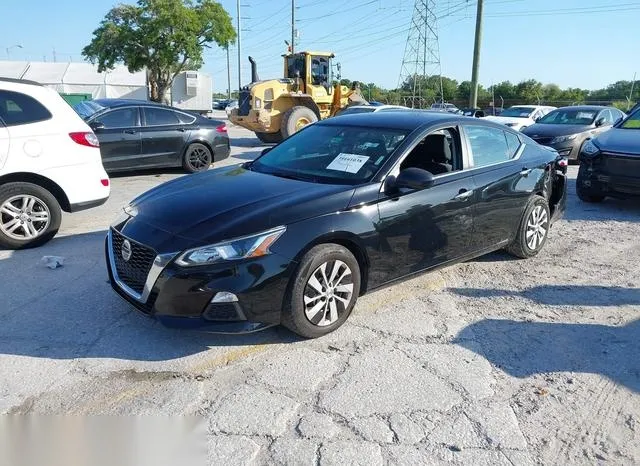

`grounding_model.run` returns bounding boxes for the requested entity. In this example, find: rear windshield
[73,100,106,120]
[249,124,409,184]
